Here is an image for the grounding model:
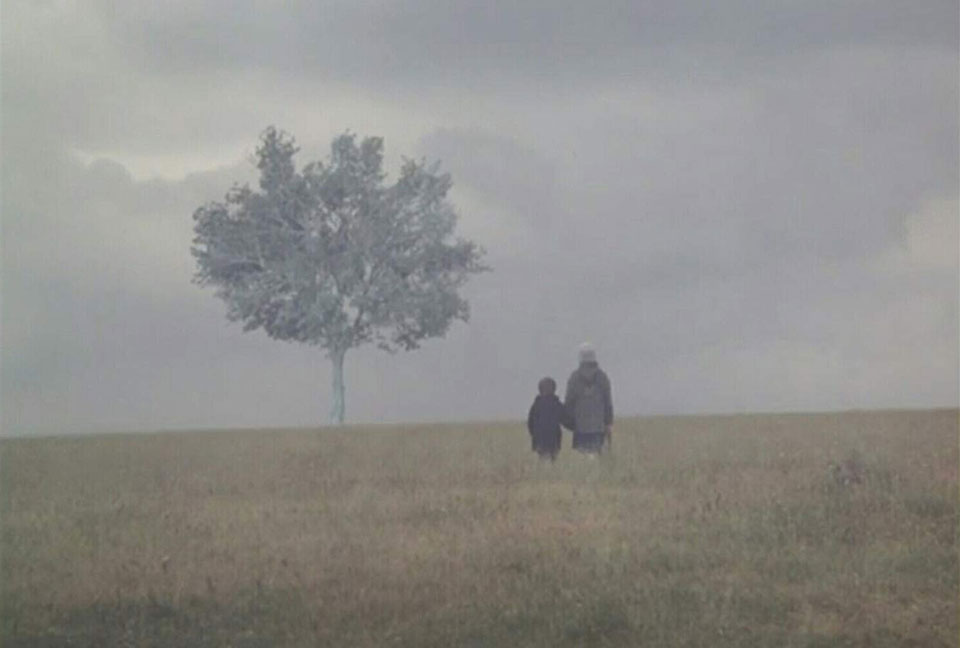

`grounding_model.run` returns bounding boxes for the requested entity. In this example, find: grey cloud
[419,46,957,278]
[7,2,956,162]
[421,128,561,228]
[99,1,957,85]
